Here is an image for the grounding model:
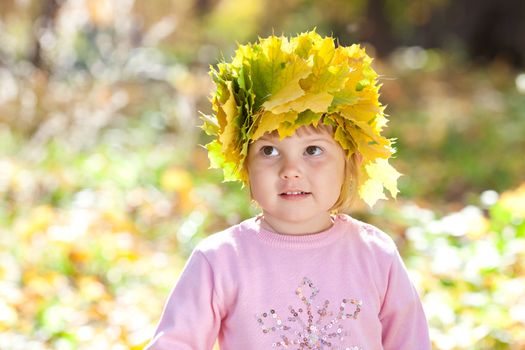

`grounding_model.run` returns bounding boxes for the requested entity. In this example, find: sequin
[254,277,363,349]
